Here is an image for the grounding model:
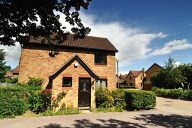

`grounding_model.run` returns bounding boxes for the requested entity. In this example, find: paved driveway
[0,97,191,128]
